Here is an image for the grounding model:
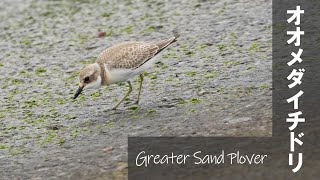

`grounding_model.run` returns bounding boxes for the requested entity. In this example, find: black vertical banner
[273,0,320,178]
[128,1,320,179]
